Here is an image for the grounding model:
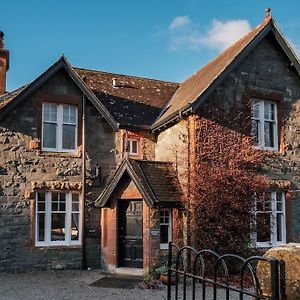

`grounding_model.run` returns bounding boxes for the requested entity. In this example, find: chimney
[0,31,9,95]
